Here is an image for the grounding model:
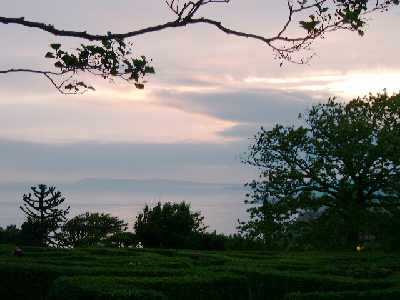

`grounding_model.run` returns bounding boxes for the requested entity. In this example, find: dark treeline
[0,184,263,251]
